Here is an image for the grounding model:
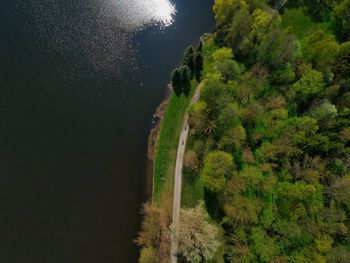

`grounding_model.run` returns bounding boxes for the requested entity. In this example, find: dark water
[0,0,214,262]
